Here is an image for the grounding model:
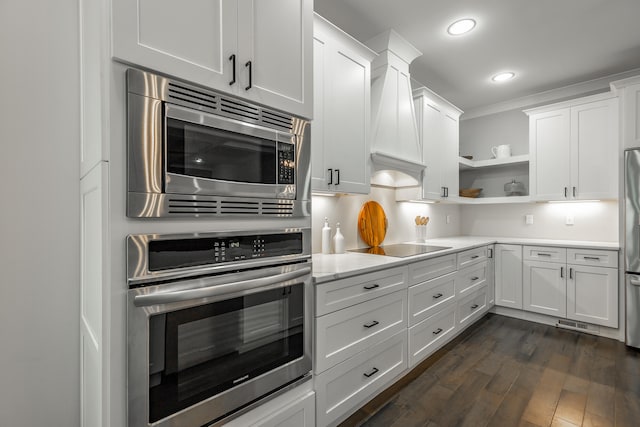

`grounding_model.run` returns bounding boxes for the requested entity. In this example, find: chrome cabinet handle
[363,320,379,329]
[133,267,311,306]
[327,168,333,185]
[433,328,443,335]
[471,304,479,309]
[363,367,379,378]
[433,293,443,299]
[245,60,252,90]
[363,284,379,290]
[229,54,236,85]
